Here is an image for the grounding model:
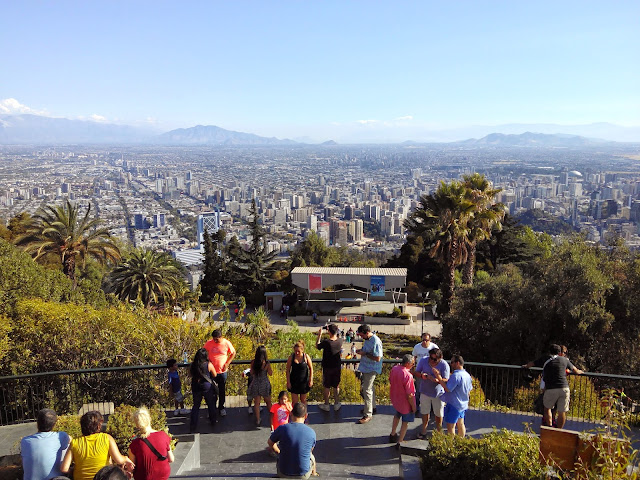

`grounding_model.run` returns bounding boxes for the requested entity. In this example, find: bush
[420,430,547,480]
[469,376,486,408]
[53,414,82,439]
[106,404,170,453]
